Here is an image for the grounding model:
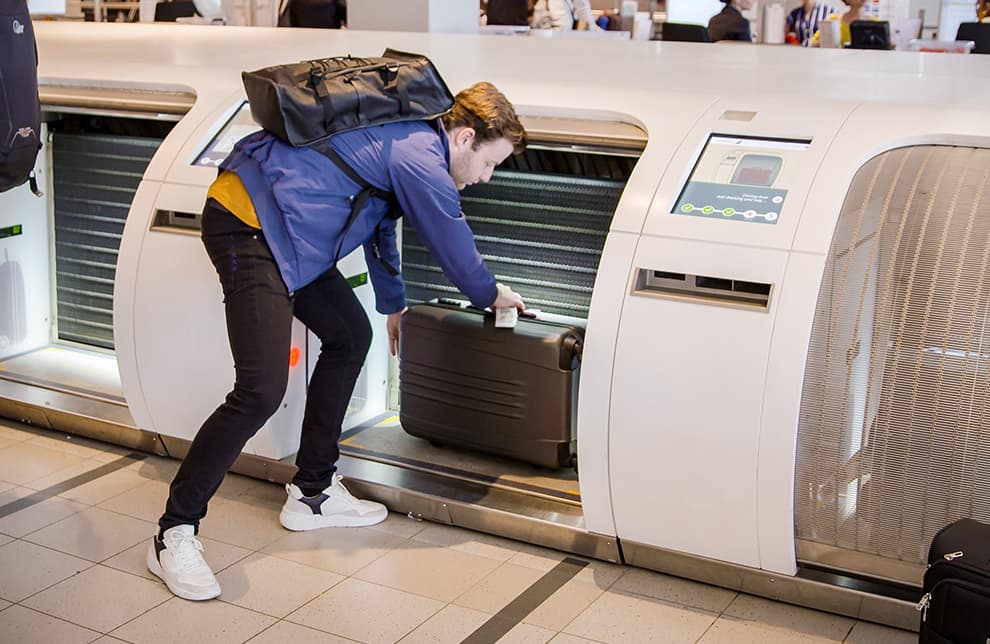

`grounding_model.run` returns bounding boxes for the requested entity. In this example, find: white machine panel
[0,128,51,358]
[166,91,259,190]
[119,182,309,458]
[644,99,854,251]
[609,236,788,566]
[756,100,990,574]
[757,249,827,575]
[794,102,990,256]
[577,230,640,538]
[601,92,718,235]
